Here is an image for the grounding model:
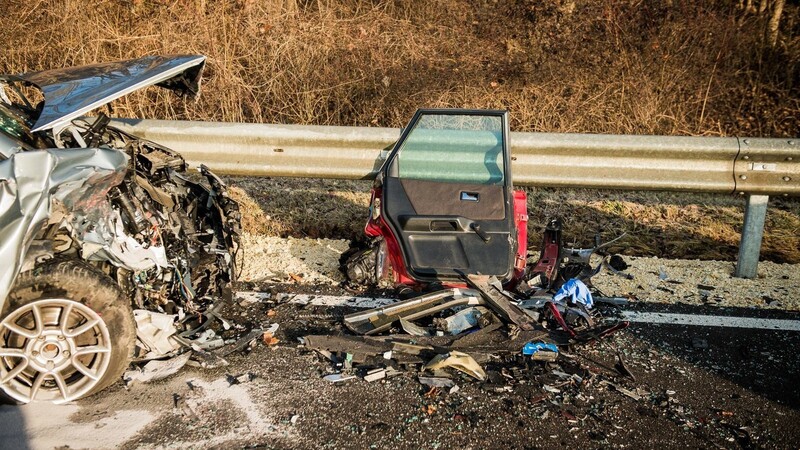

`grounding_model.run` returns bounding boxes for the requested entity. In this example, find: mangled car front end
[0,55,240,403]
